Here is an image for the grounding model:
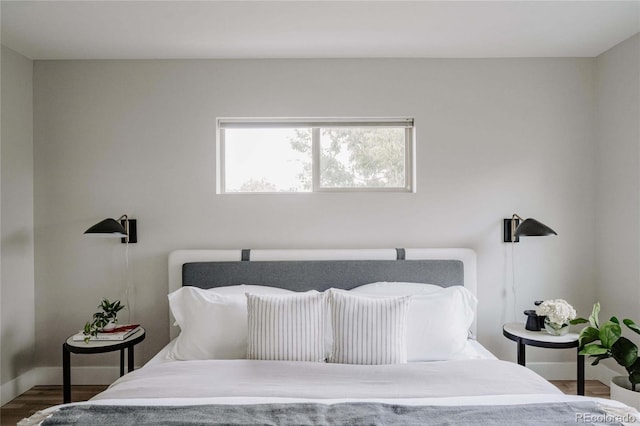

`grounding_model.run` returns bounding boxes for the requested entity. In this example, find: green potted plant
[571,302,640,408]
[83,299,125,343]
